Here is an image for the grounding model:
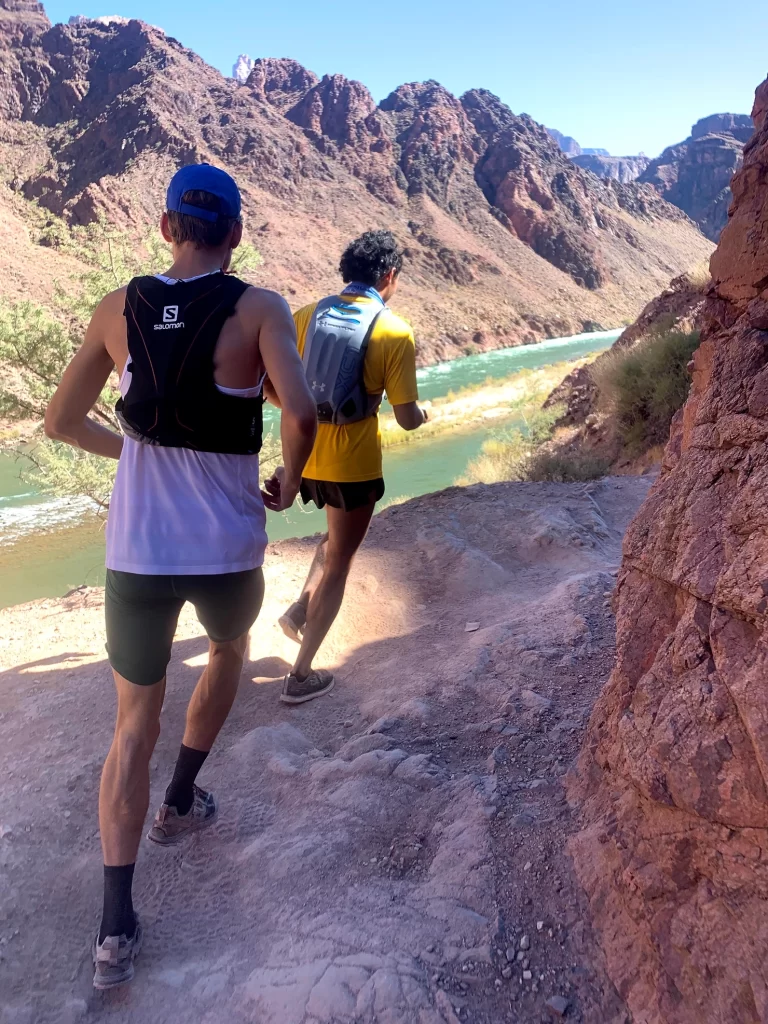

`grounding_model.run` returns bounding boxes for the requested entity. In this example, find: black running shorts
[300,477,385,512]
[105,568,265,687]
